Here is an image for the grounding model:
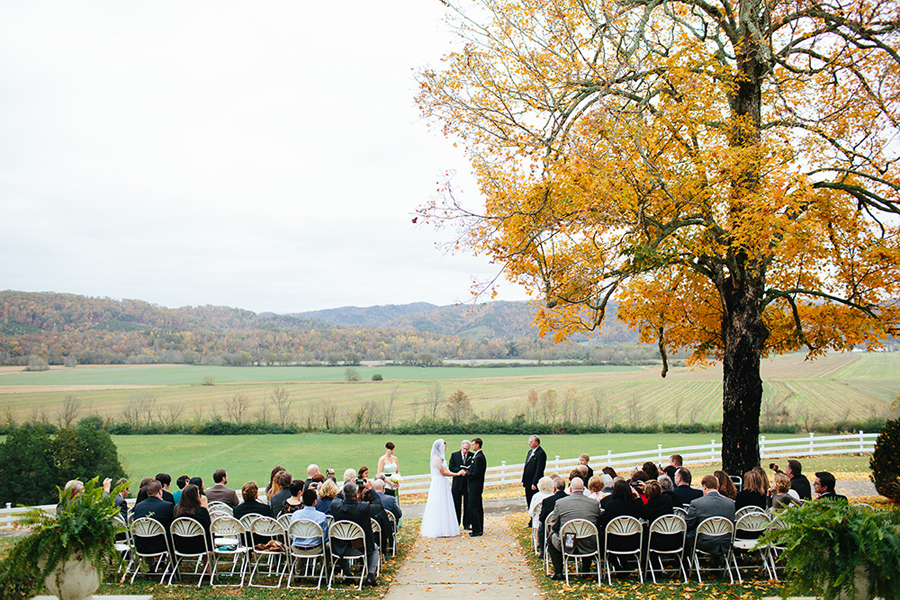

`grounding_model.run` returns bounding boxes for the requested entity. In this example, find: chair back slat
[697,516,734,537]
